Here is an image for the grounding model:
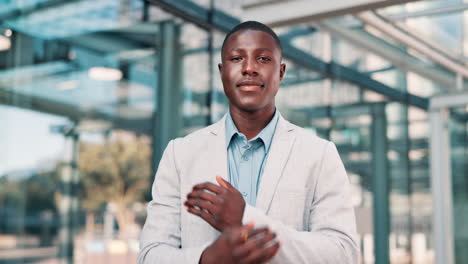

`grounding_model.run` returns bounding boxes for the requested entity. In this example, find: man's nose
[242,58,258,76]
